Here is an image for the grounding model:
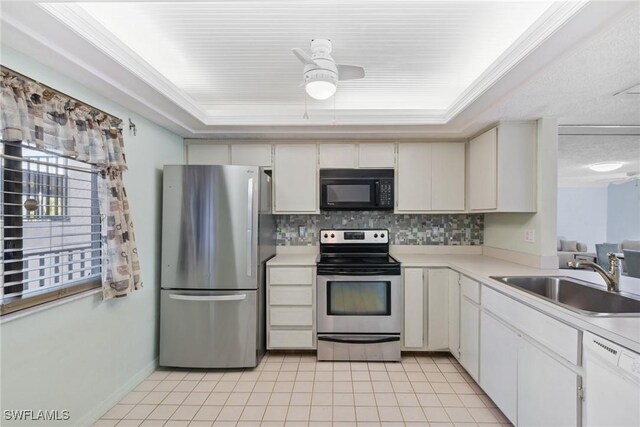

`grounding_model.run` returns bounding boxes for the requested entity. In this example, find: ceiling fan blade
[292,48,317,65]
[337,64,365,80]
